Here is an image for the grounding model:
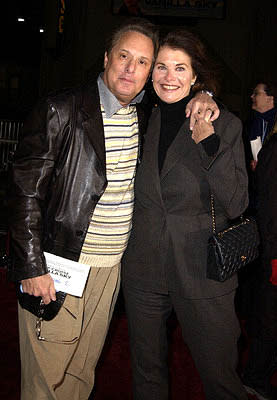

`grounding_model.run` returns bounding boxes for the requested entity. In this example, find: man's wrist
[200,90,214,97]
